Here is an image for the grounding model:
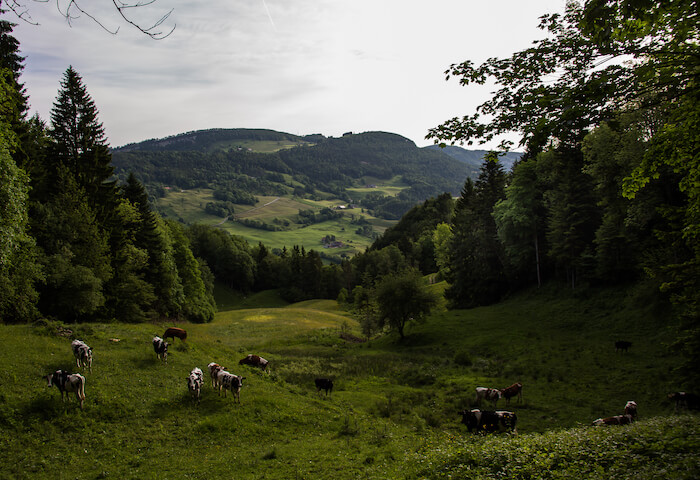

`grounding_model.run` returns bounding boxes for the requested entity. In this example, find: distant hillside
[112,129,469,221]
[424,145,522,175]
[116,128,311,153]
[110,129,523,254]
